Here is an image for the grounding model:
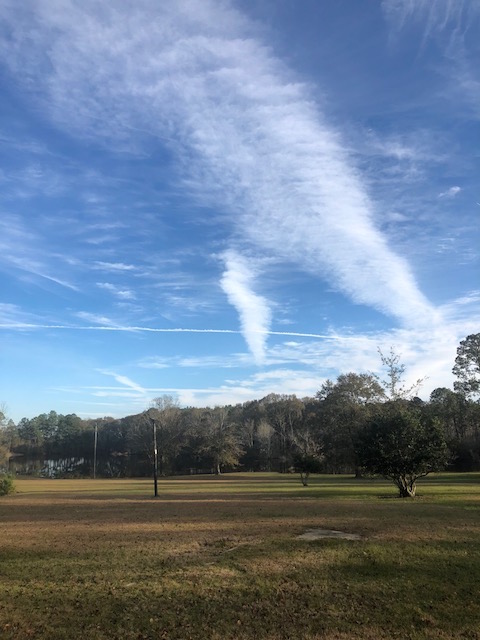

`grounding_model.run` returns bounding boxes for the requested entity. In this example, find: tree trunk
[397,476,416,497]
